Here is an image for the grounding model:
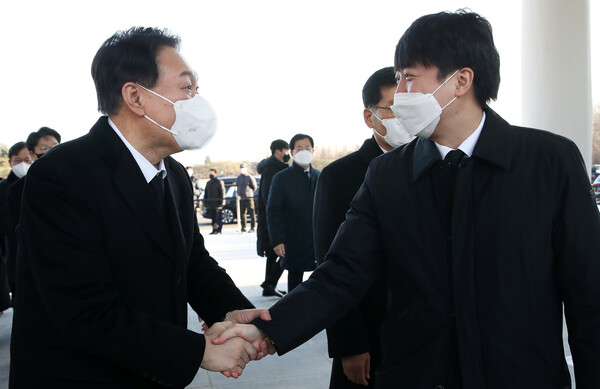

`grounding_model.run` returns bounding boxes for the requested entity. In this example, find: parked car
[593,175,600,204]
[198,176,260,224]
